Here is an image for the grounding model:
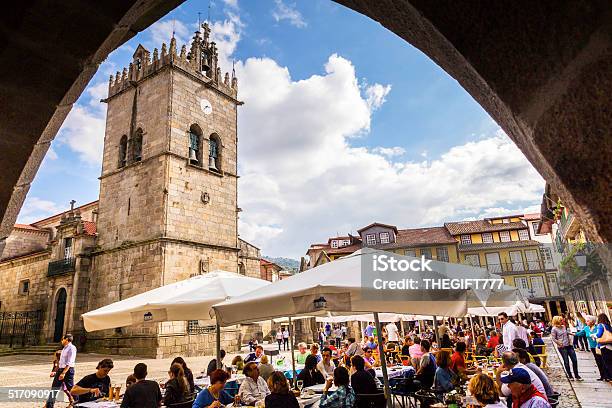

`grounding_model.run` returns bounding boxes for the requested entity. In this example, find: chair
[389,377,418,408]
[166,397,196,408]
[532,344,547,368]
[355,392,387,408]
